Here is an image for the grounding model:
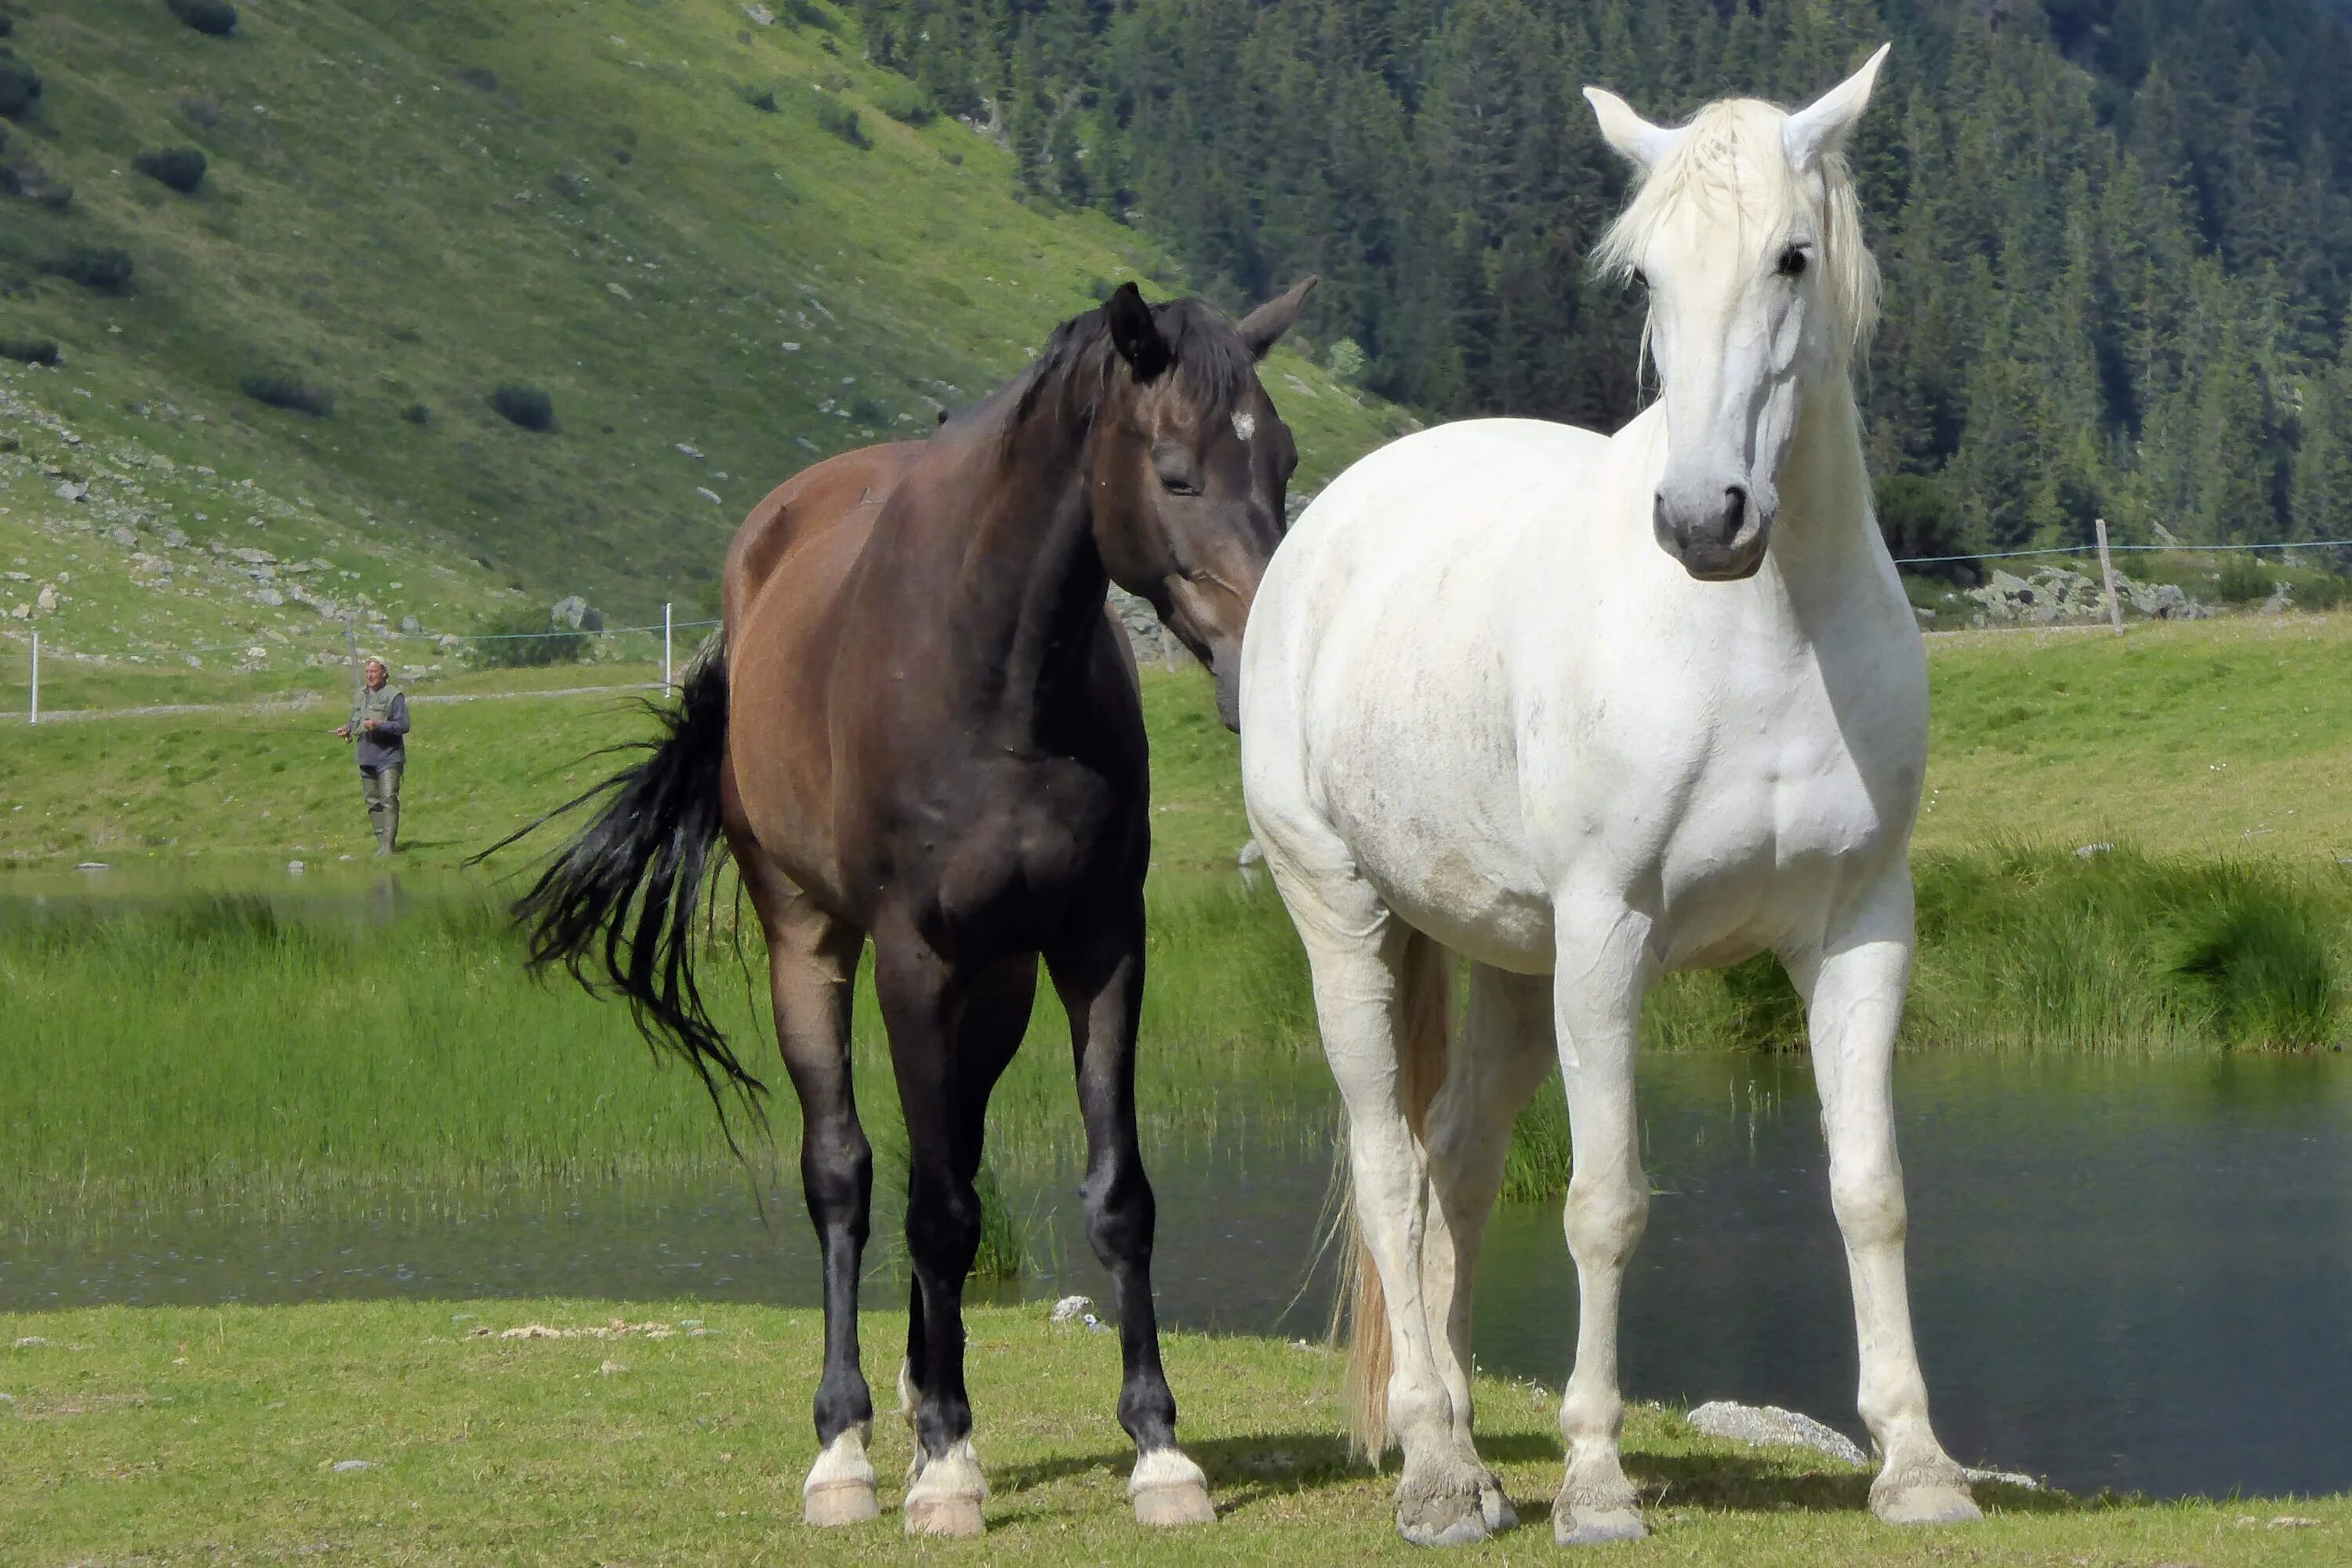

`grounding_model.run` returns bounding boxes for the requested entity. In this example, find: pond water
[6,1053,2347,1502]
